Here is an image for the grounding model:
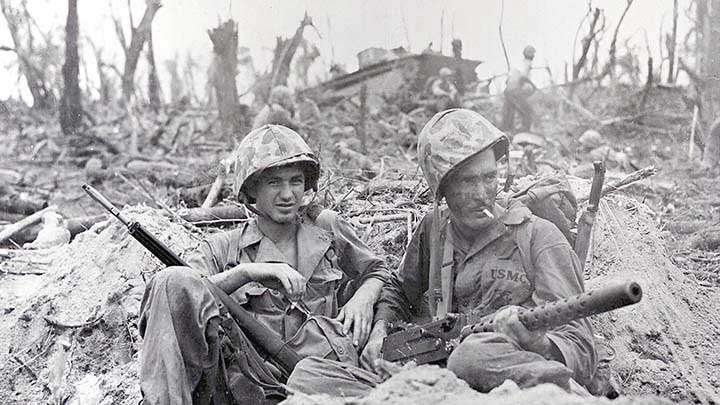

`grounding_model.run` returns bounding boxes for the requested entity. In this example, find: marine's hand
[360,320,388,373]
[336,287,376,347]
[493,305,553,357]
[243,262,306,301]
